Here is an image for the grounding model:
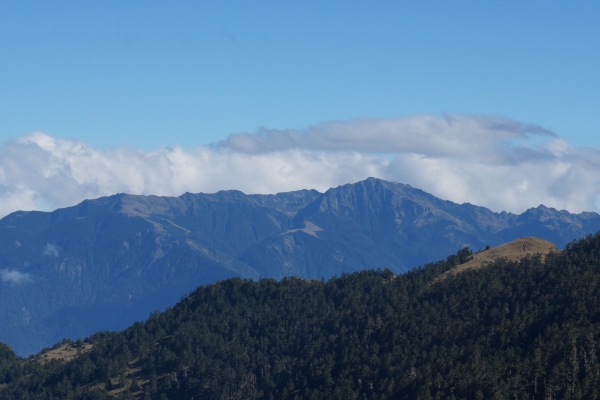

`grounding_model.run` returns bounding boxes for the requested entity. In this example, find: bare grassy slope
[436,237,557,281]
